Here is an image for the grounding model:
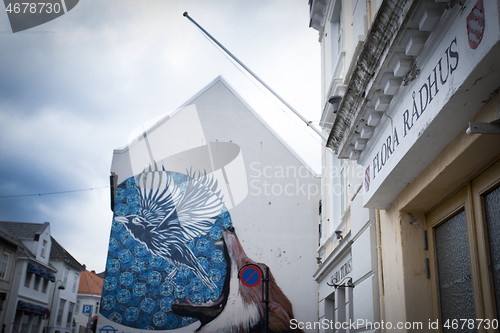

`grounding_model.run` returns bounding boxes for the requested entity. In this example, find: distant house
[0,228,24,329]
[74,268,102,333]
[0,221,56,333]
[47,237,85,333]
